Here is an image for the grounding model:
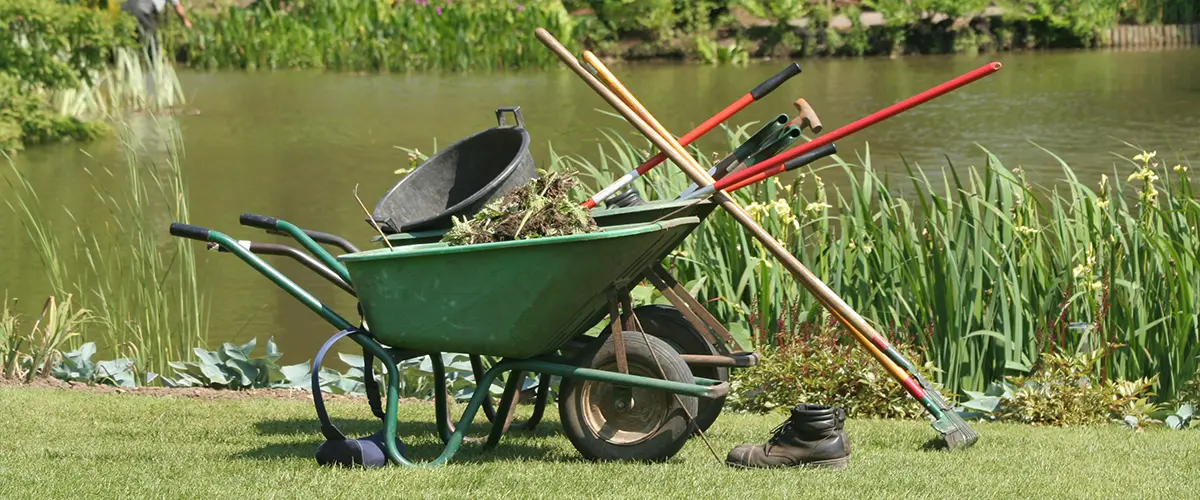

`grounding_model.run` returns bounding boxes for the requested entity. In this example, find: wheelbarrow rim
[340,217,700,262]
